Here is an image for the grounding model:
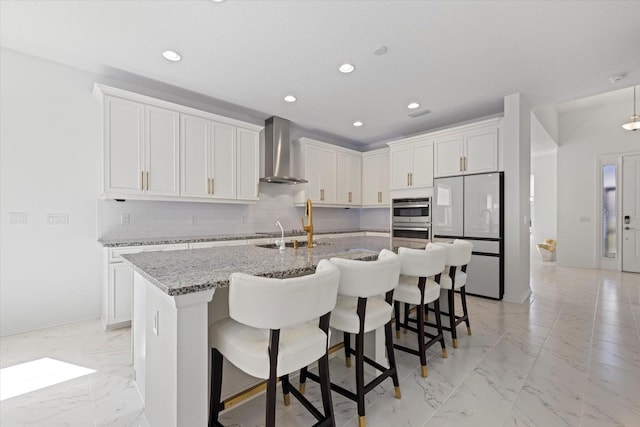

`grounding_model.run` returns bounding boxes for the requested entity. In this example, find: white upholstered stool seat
[209,259,340,427]
[210,319,327,379]
[330,295,392,334]
[429,240,473,348]
[438,270,467,290]
[299,249,402,427]
[395,276,441,305]
[393,245,447,377]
